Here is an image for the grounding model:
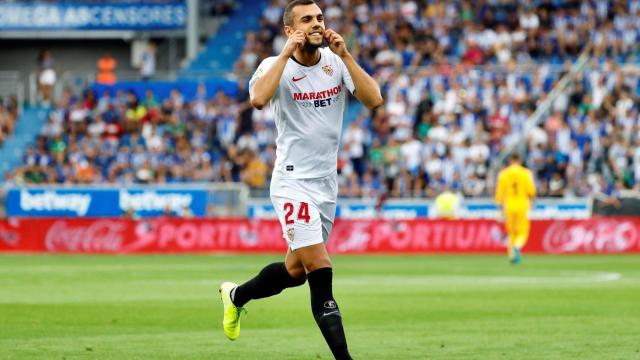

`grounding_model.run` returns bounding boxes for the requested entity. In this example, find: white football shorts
[270,172,338,251]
